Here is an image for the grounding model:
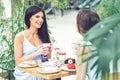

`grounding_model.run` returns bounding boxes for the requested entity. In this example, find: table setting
[18,59,76,80]
[18,43,76,80]
[18,58,76,74]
